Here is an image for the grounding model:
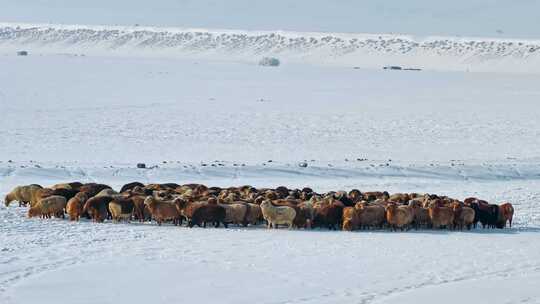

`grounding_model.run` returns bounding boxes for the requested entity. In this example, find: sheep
[120,182,145,193]
[4,184,43,207]
[363,191,389,202]
[83,196,114,223]
[409,200,431,229]
[189,204,227,228]
[297,201,315,228]
[51,182,83,191]
[28,195,67,219]
[313,201,344,230]
[260,200,296,229]
[144,197,181,226]
[342,207,360,231]
[95,188,119,198]
[66,192,89,221]
[271,199,311,229]
[428,200,454,229]
[347,189,363,203]
[244,203,262,225]
[385,202,414,231]
[498,202,514,228]
[452,203,475,230]
[175,198,207,225]
[469,200,499,228]
[128,195,150,222]
[108,198,135,223]
[355,202,386,229]
[388,193,410,204]
[79,183,112,198]
[218,202,248,226]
